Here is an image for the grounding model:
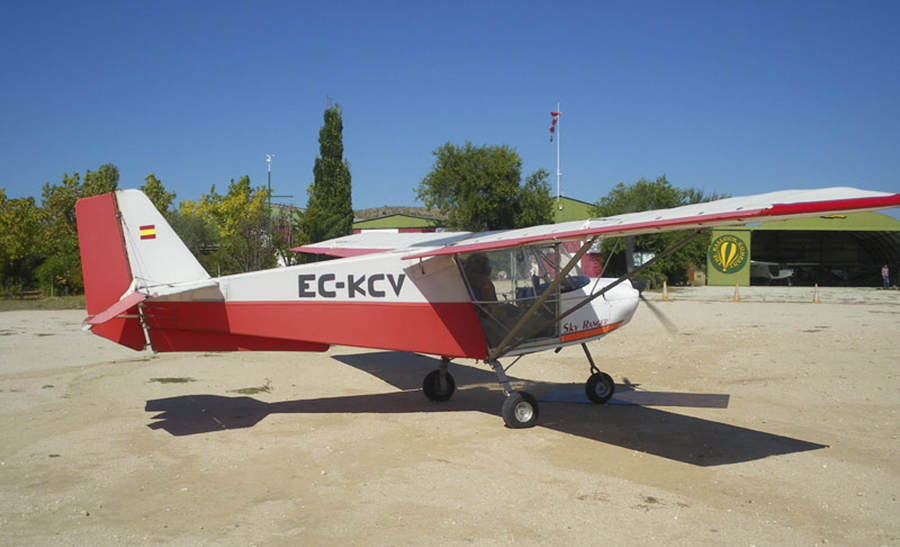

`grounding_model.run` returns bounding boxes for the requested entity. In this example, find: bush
[35,253,83,296]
